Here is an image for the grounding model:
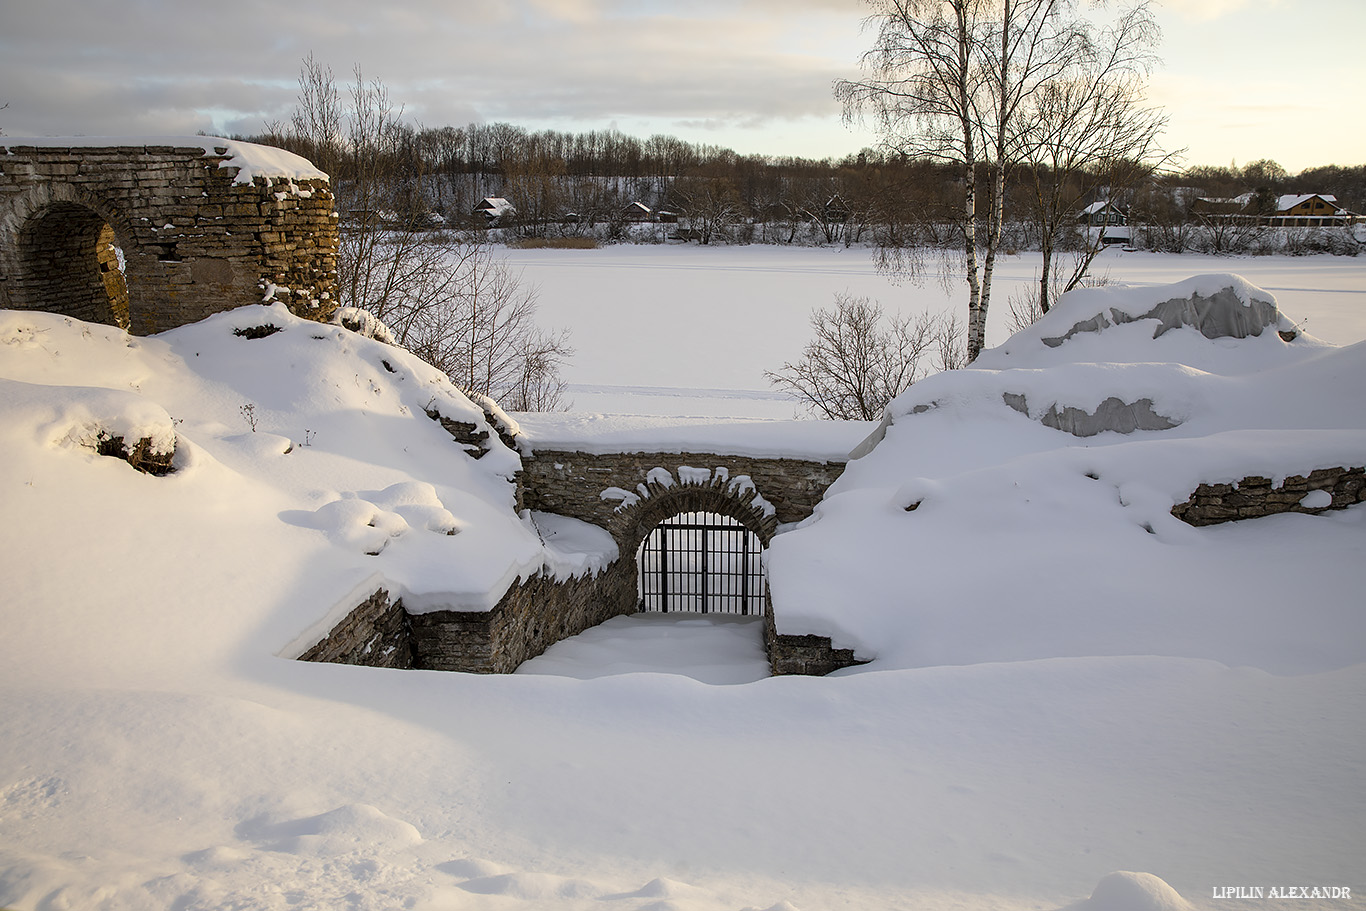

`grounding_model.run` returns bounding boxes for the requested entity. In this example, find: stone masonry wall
[489,558,636,671]
[763,591,865,676]
[1172,466,1365,526]
[0,142,337,334]
[407,606,496,673]
[304,558,869,677]
[521,449,845,537]
[409,560,636,673]
[298,588,412,669]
